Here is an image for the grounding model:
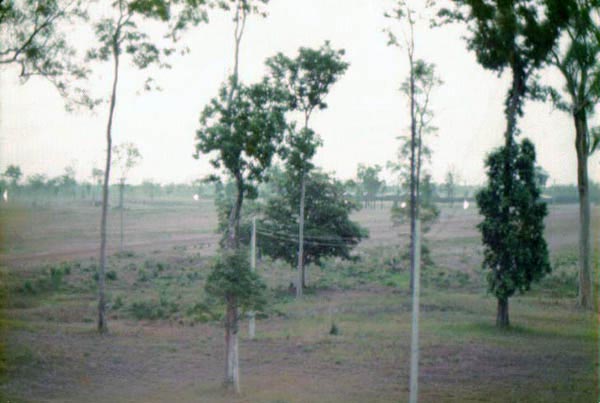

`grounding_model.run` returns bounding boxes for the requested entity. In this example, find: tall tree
[443,166,459,206]
[477,139,550,327]
[86,0,180,334]
[257,169,368,287]
[197,78,286,392]
[266,42,349,297]
[439,0,571,322]
[195,1,281,393]
[112,142,142,251]
[356,164,384,208]
[60,165,77,198]
[533,0,600,309]
[385,0,440,292]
